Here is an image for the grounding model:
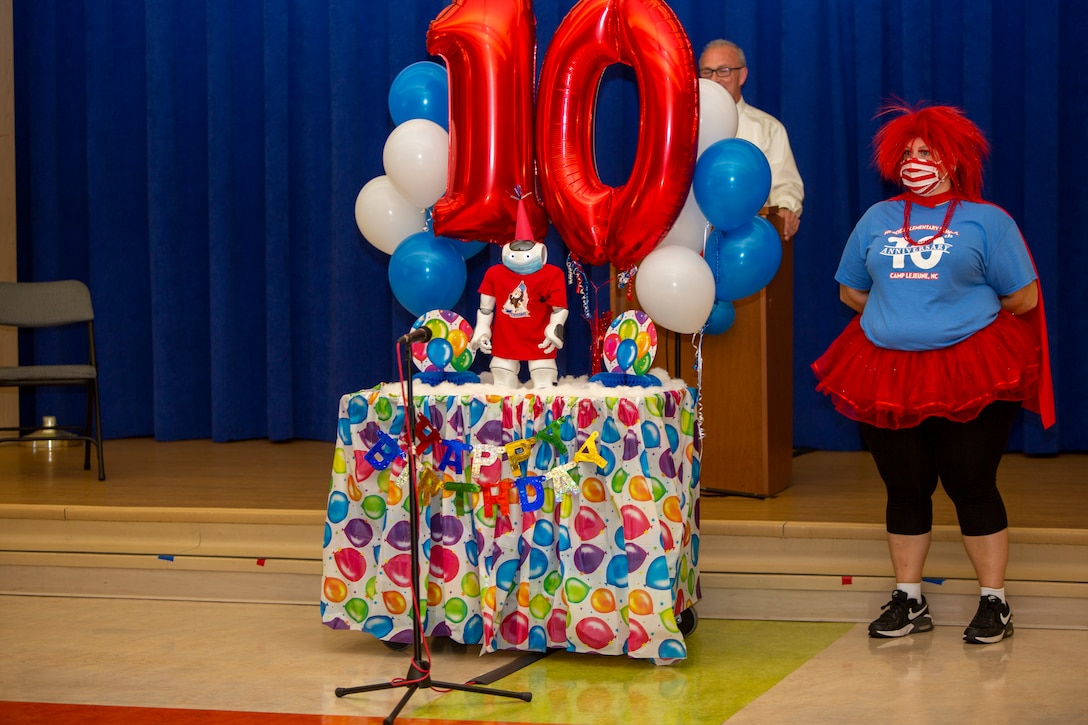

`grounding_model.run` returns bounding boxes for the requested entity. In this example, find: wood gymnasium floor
[2,439,1087,724]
